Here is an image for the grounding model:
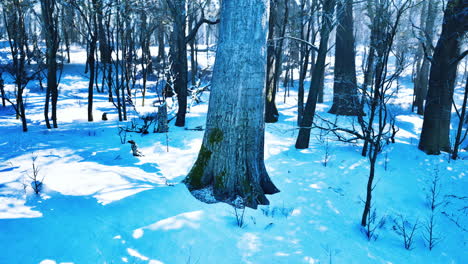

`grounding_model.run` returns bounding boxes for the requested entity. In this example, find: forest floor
[0,45,467,264]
